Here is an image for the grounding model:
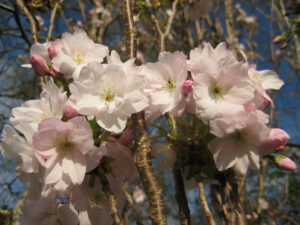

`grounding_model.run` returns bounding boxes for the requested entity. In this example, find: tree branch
[173,168,191,225]
[198,181,216,225]
[15,0,38,44]
[122,0,168,224]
